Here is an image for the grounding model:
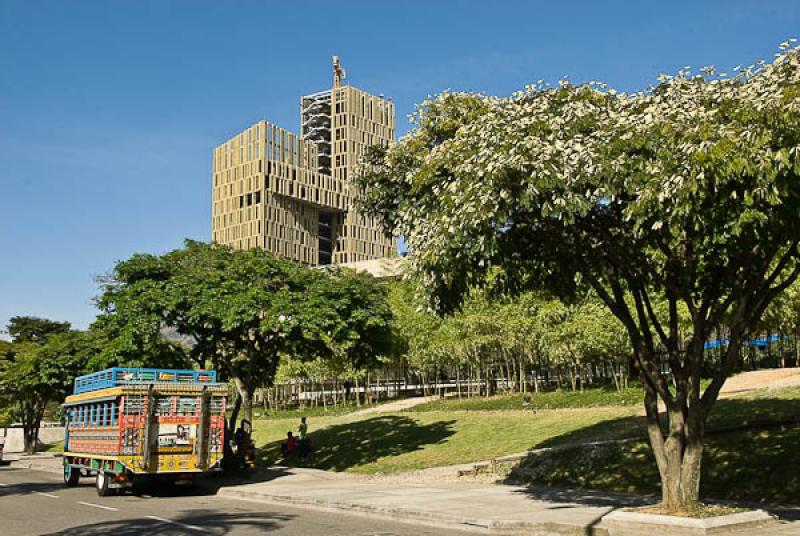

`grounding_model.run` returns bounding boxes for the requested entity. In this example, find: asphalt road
[0,466,469,535]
